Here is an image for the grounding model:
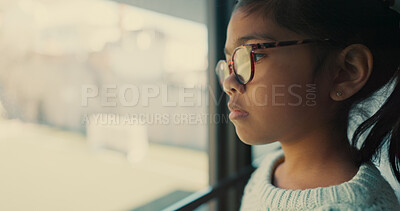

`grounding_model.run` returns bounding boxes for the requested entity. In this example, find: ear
[330,44,373,101]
